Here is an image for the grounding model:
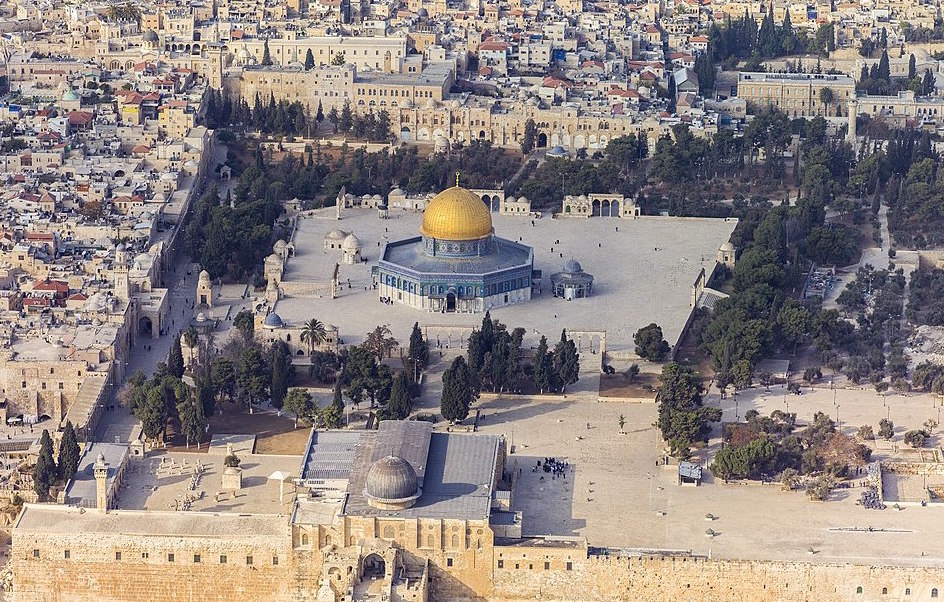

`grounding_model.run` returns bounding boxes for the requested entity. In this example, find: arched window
[905,588,911,596]
[882,588,887,595]
[301,534,309,545]
[427,535,434,547]
[451,535,459,548]
[933,588,939,598]
[383,525,395,539]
